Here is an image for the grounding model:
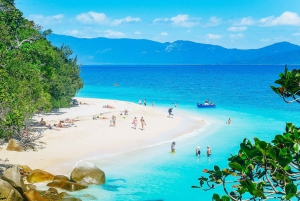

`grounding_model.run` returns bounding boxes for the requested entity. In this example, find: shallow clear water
[71,65,300,200]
